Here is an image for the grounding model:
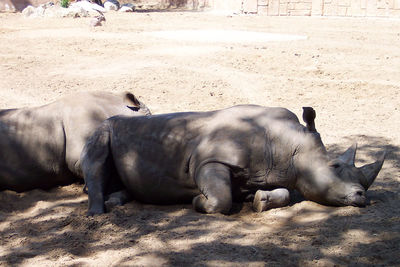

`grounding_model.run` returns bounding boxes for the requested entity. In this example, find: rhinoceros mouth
[344,191,366,207]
